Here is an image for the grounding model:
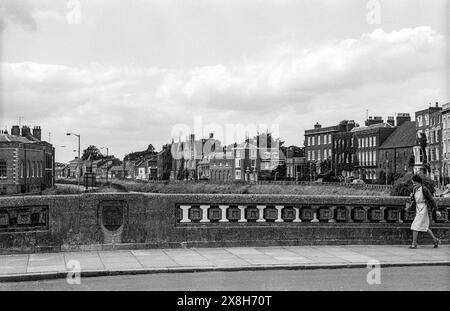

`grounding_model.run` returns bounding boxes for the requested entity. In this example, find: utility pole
[67,132,81,189]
